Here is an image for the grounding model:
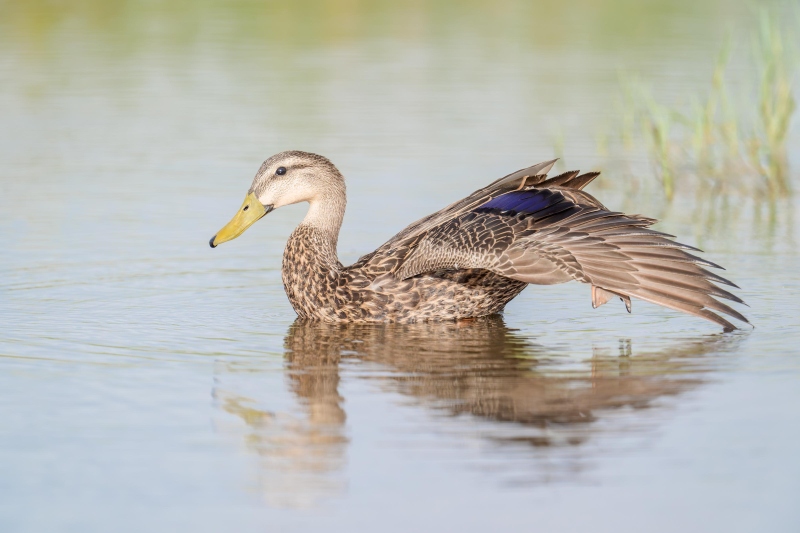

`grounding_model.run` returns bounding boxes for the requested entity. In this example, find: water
[1,1,799,531]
